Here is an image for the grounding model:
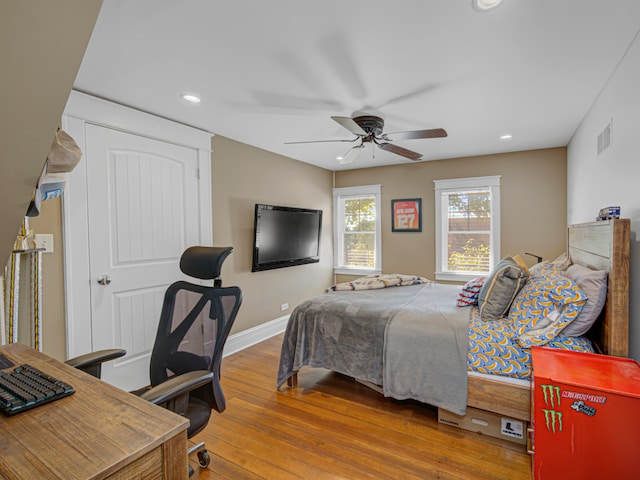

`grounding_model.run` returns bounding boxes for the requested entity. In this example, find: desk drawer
[105,447,162,480]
